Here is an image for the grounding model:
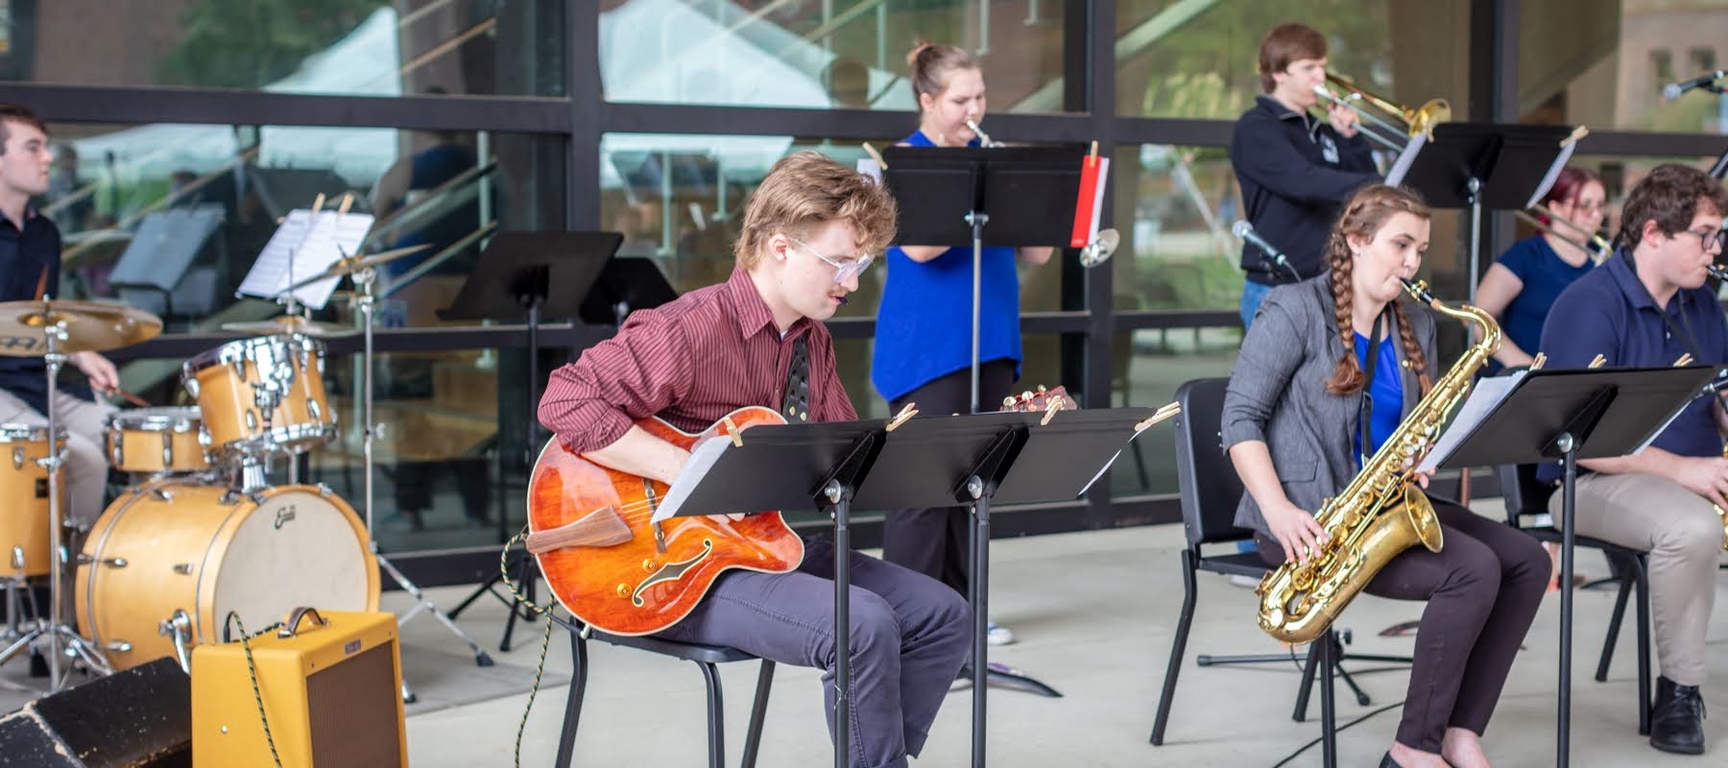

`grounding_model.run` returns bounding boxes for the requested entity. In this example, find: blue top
[1536,250,1728,483]
[1353,330,1404,463]
[1493,235,1595,370]
[871,129,1023,403]
[0,209,90,414]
